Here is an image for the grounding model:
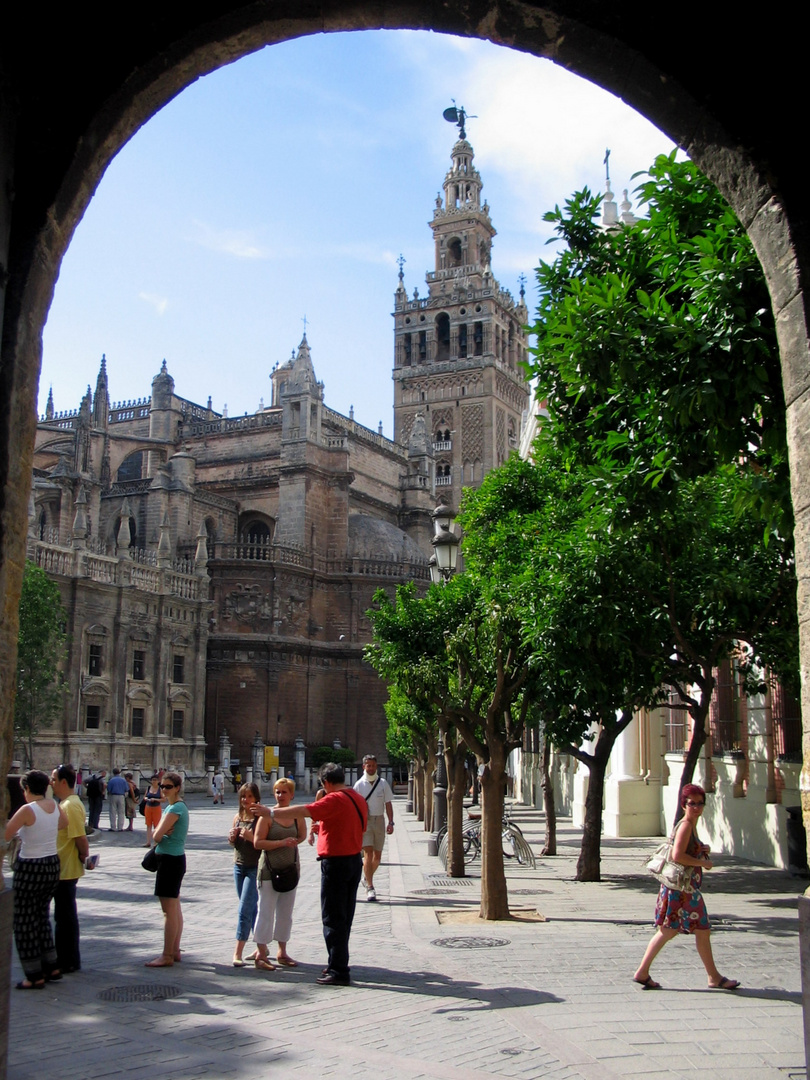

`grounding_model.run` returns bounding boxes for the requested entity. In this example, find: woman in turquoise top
[145,772,188,967]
